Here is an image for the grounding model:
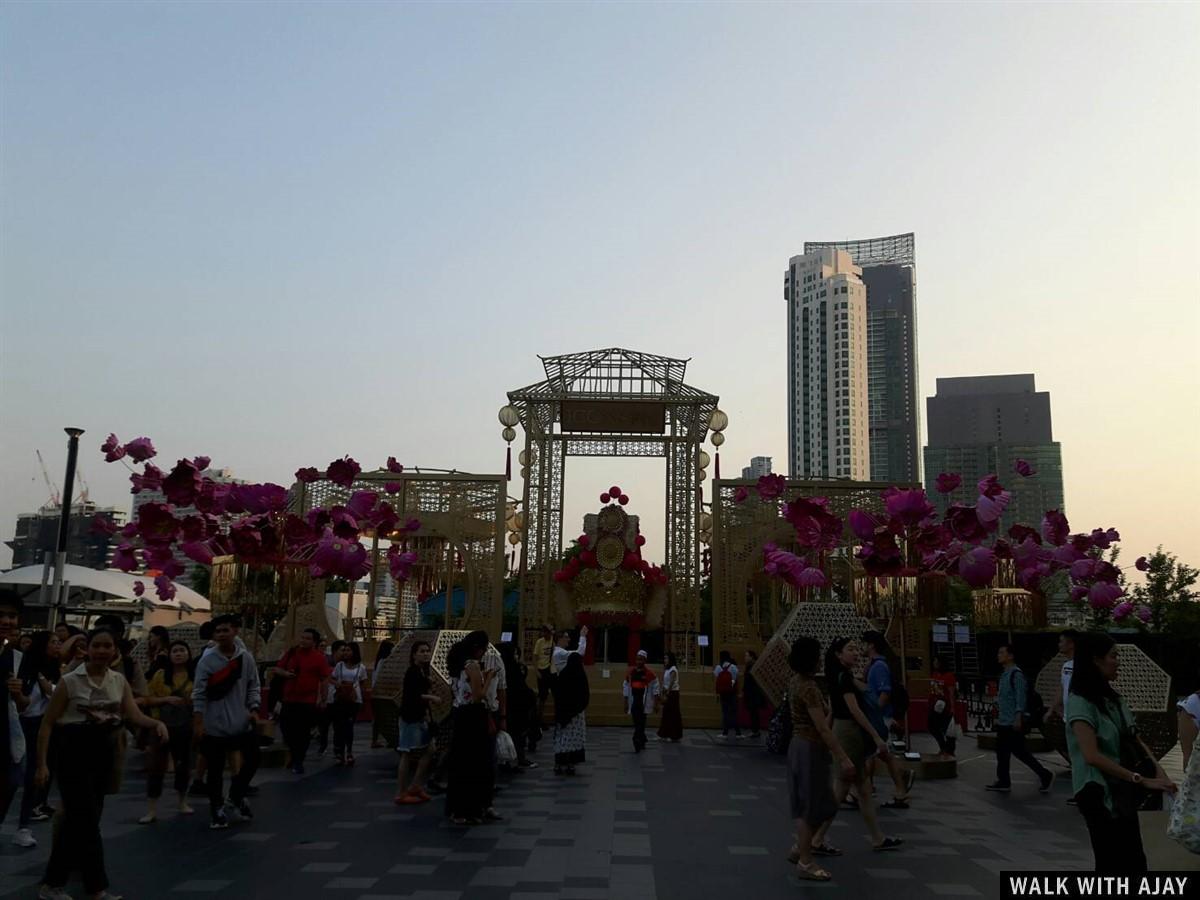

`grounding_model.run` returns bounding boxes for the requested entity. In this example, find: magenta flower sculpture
[935,472,962,494]
[123,437,157,463]
[1014,459,1035,477]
